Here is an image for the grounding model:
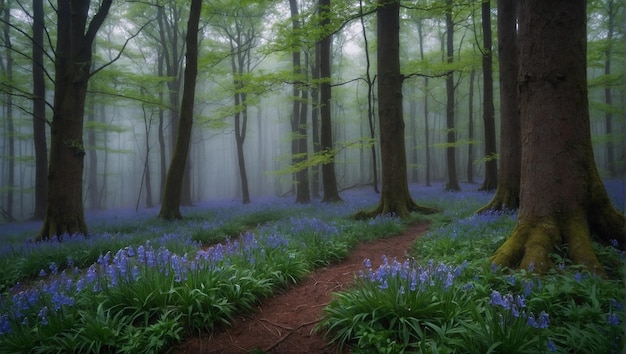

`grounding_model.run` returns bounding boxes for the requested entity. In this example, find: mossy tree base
[476,185,519,214]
